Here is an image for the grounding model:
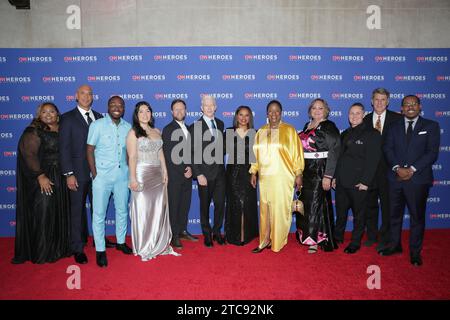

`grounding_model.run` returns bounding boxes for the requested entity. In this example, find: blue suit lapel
[408,117,424,147]
[412,117,424,137]
[73,108,89,128]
